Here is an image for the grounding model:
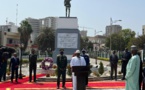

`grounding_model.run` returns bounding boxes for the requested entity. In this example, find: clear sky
[0,0,145,36]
